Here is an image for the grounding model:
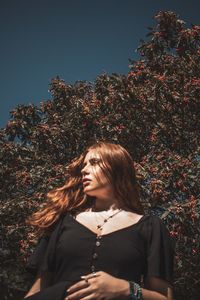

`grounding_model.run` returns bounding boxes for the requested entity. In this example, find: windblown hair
[27,142,143,234]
